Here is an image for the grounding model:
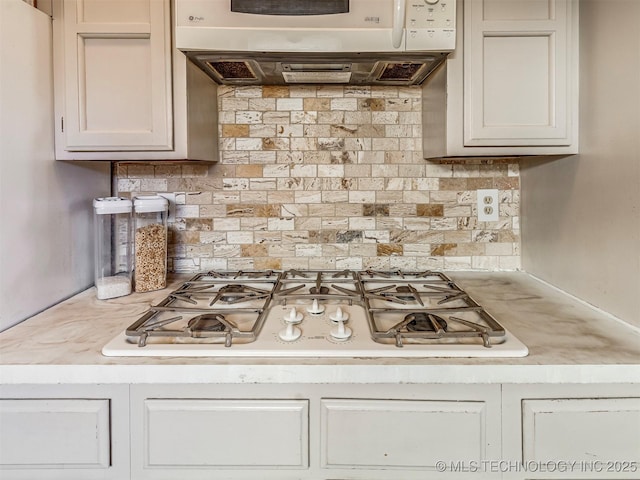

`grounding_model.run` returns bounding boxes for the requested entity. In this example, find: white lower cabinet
[502,384,640,480]
[143,398,309,469]
[321,399,490,470]
[3,382,637,480]
[0,384,129,480]
[130,383,502,479]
